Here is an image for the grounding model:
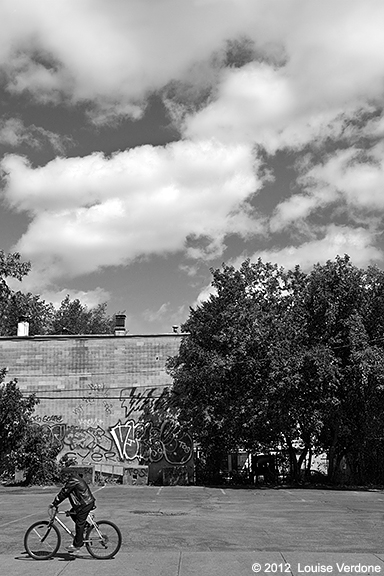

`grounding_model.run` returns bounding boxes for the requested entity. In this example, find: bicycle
[24,505,122,560]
